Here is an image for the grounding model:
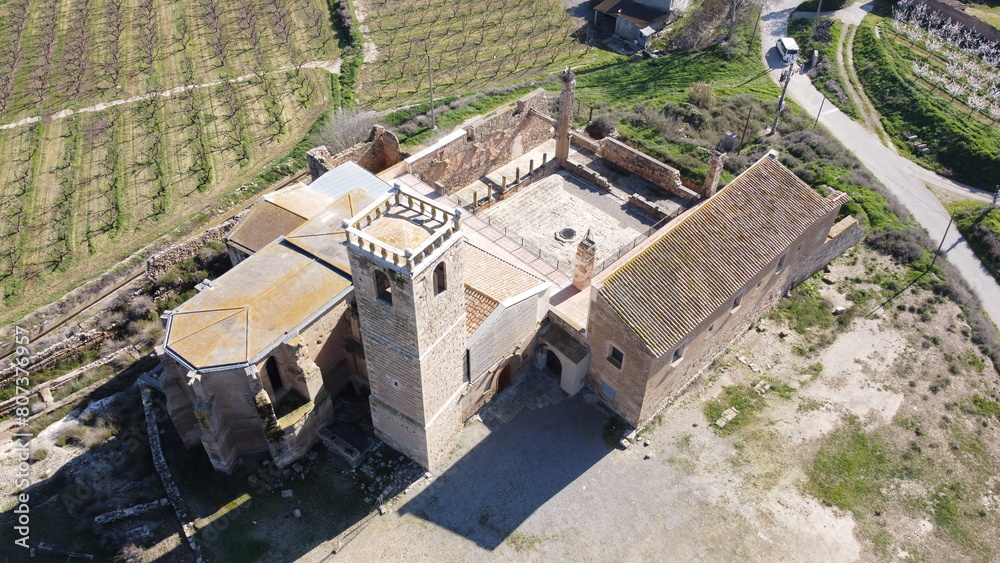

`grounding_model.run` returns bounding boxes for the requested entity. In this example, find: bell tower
[344,188,467,469]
